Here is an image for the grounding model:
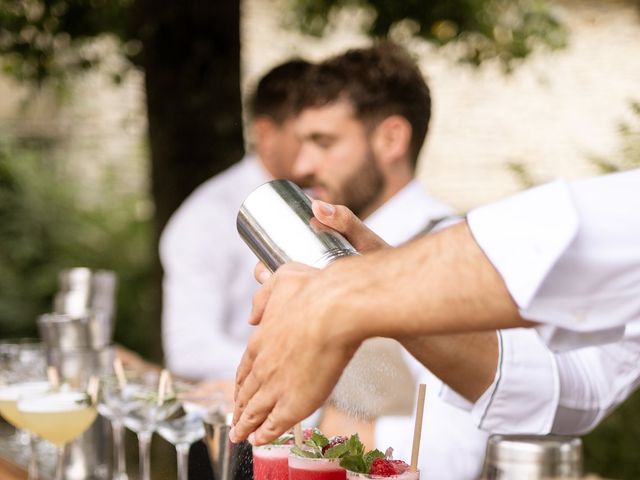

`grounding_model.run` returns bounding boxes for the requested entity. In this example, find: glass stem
[138,431,153,480]
[112,419,128,480]
[27,433,39,480]
[55,444,67,480]
[176,443,191,480]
